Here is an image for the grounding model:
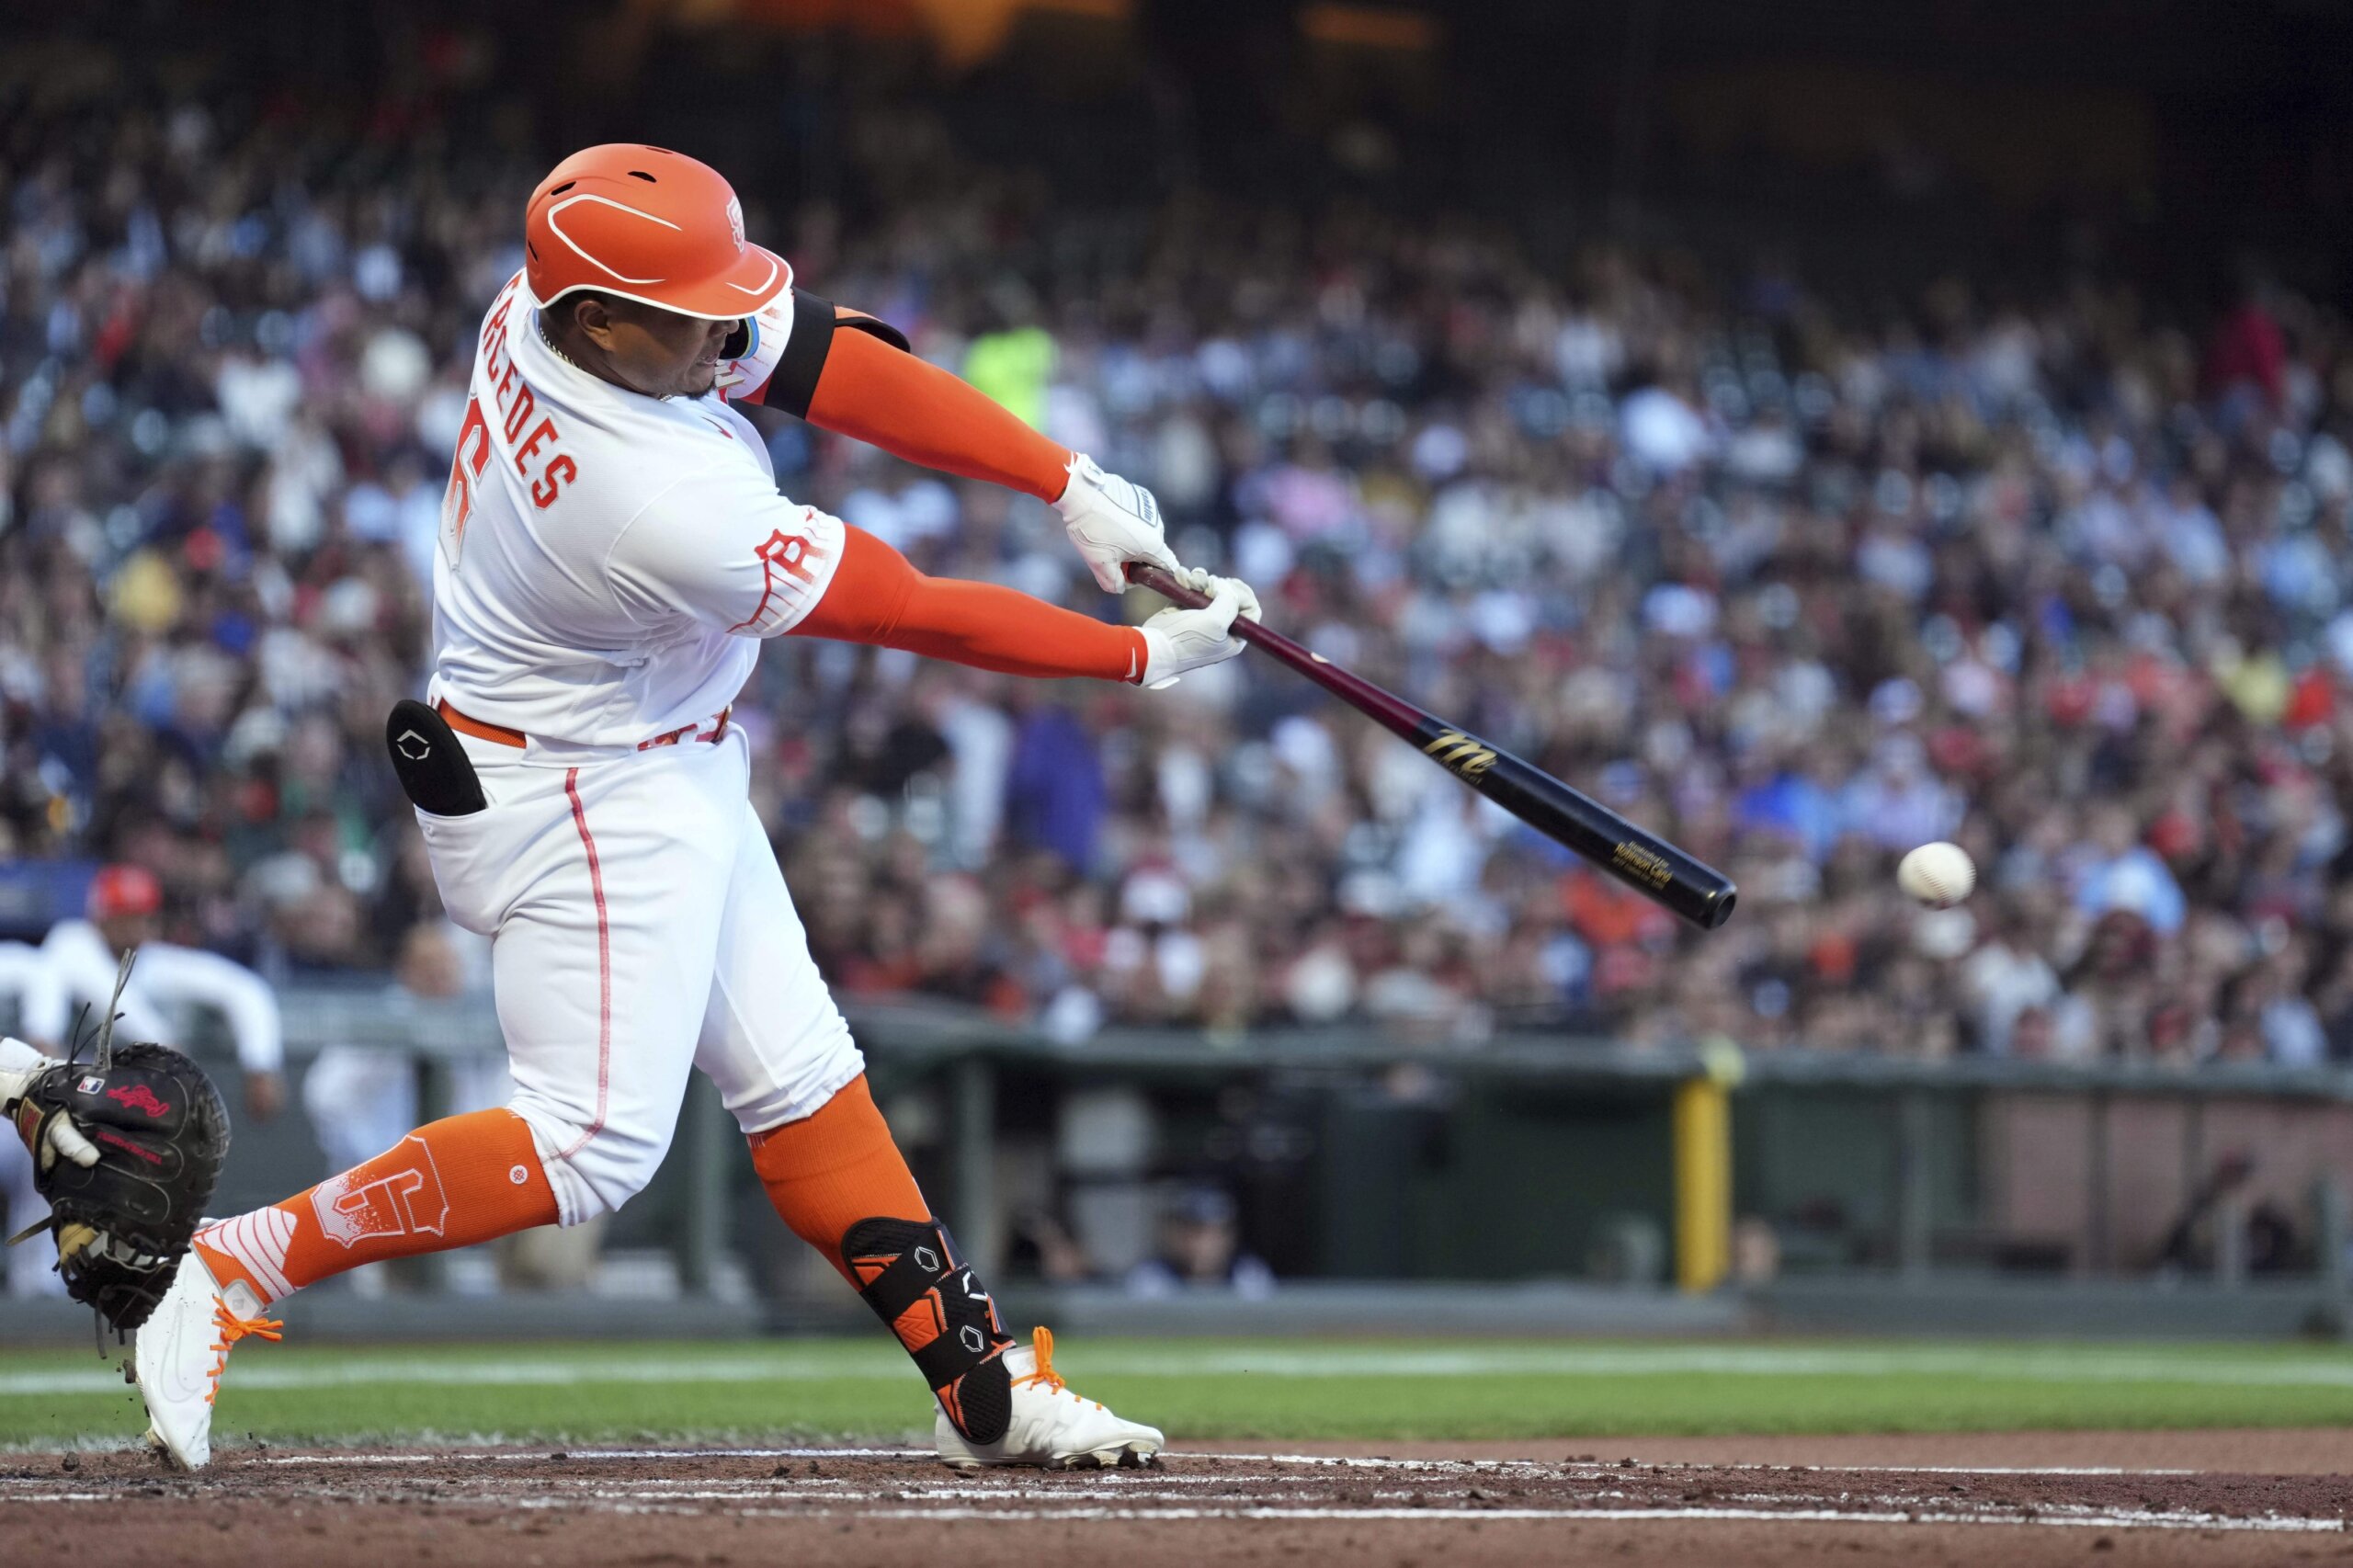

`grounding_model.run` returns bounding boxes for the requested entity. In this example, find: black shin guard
[842,1217,1015,1443]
